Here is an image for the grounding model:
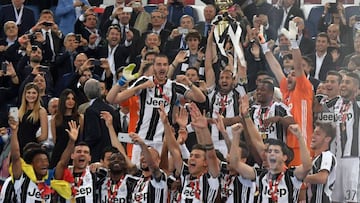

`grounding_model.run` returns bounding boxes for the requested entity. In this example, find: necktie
[45,31,51,47]
[122,115,128,132]
[206,24,211,37]
[122,26,126,42]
